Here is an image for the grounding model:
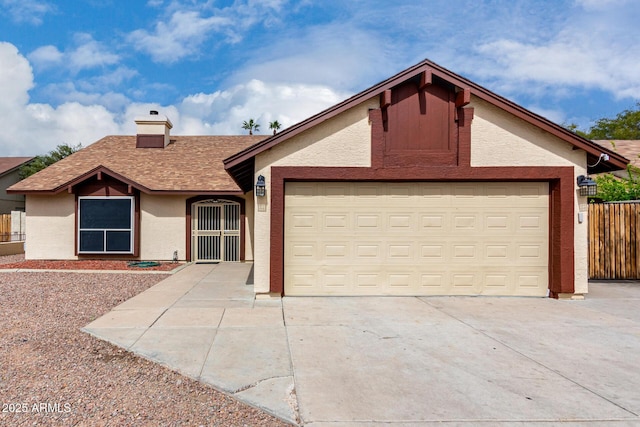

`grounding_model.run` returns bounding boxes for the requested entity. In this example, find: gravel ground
[0,260,289,426]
